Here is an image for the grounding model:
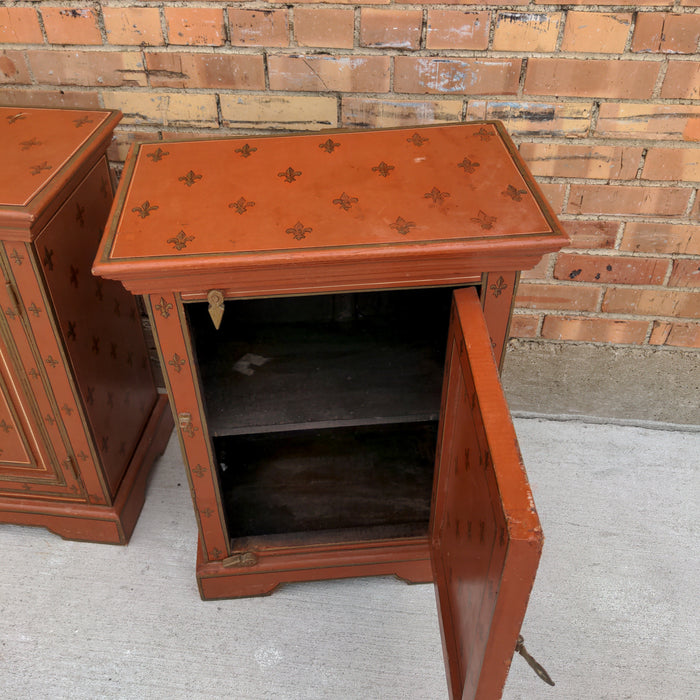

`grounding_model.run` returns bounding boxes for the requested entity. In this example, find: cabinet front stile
[146,292,229,561]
